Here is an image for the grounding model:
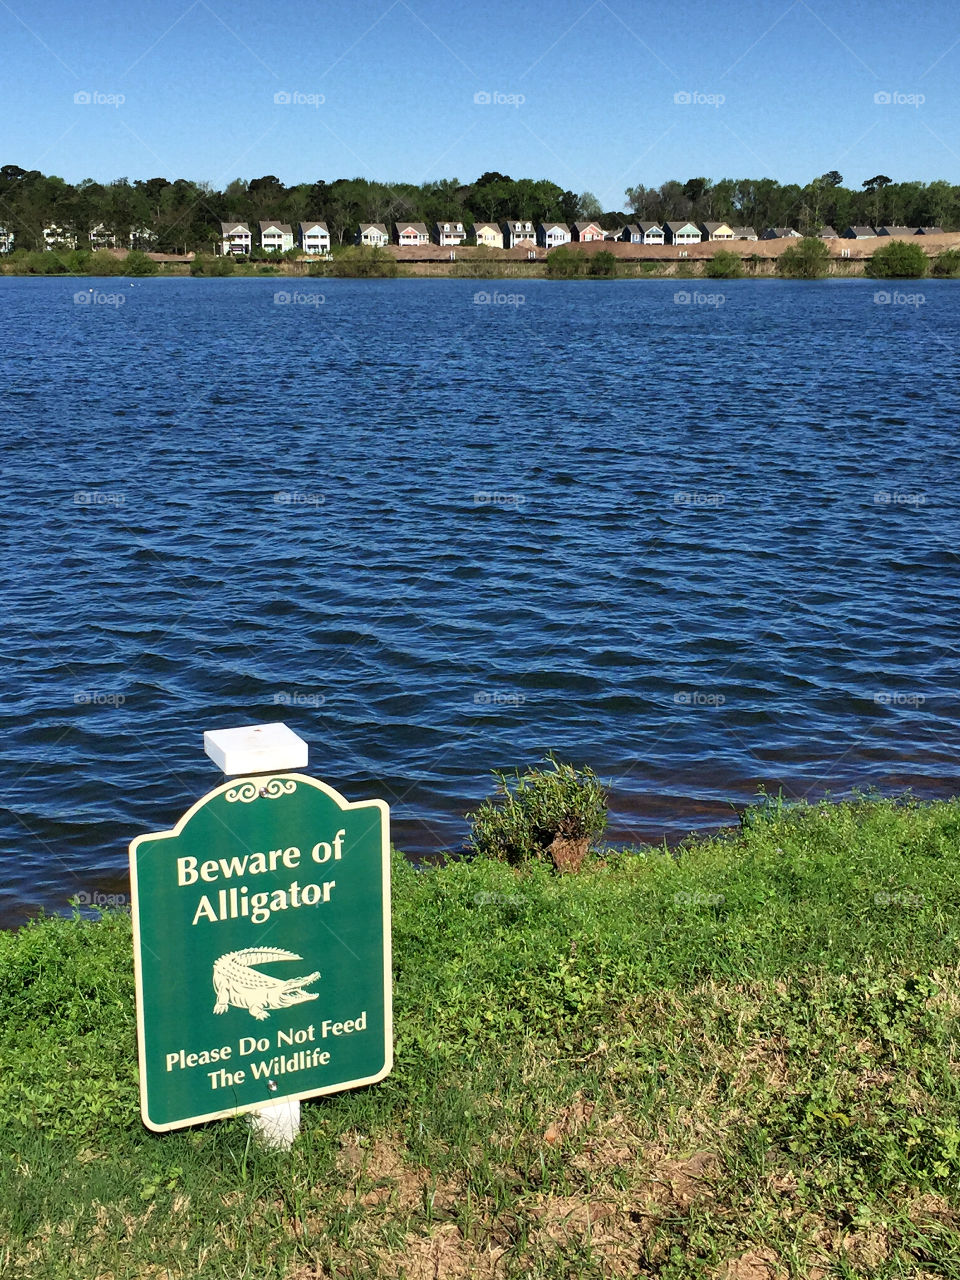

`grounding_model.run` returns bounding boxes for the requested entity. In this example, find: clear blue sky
[3,0,959,205]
